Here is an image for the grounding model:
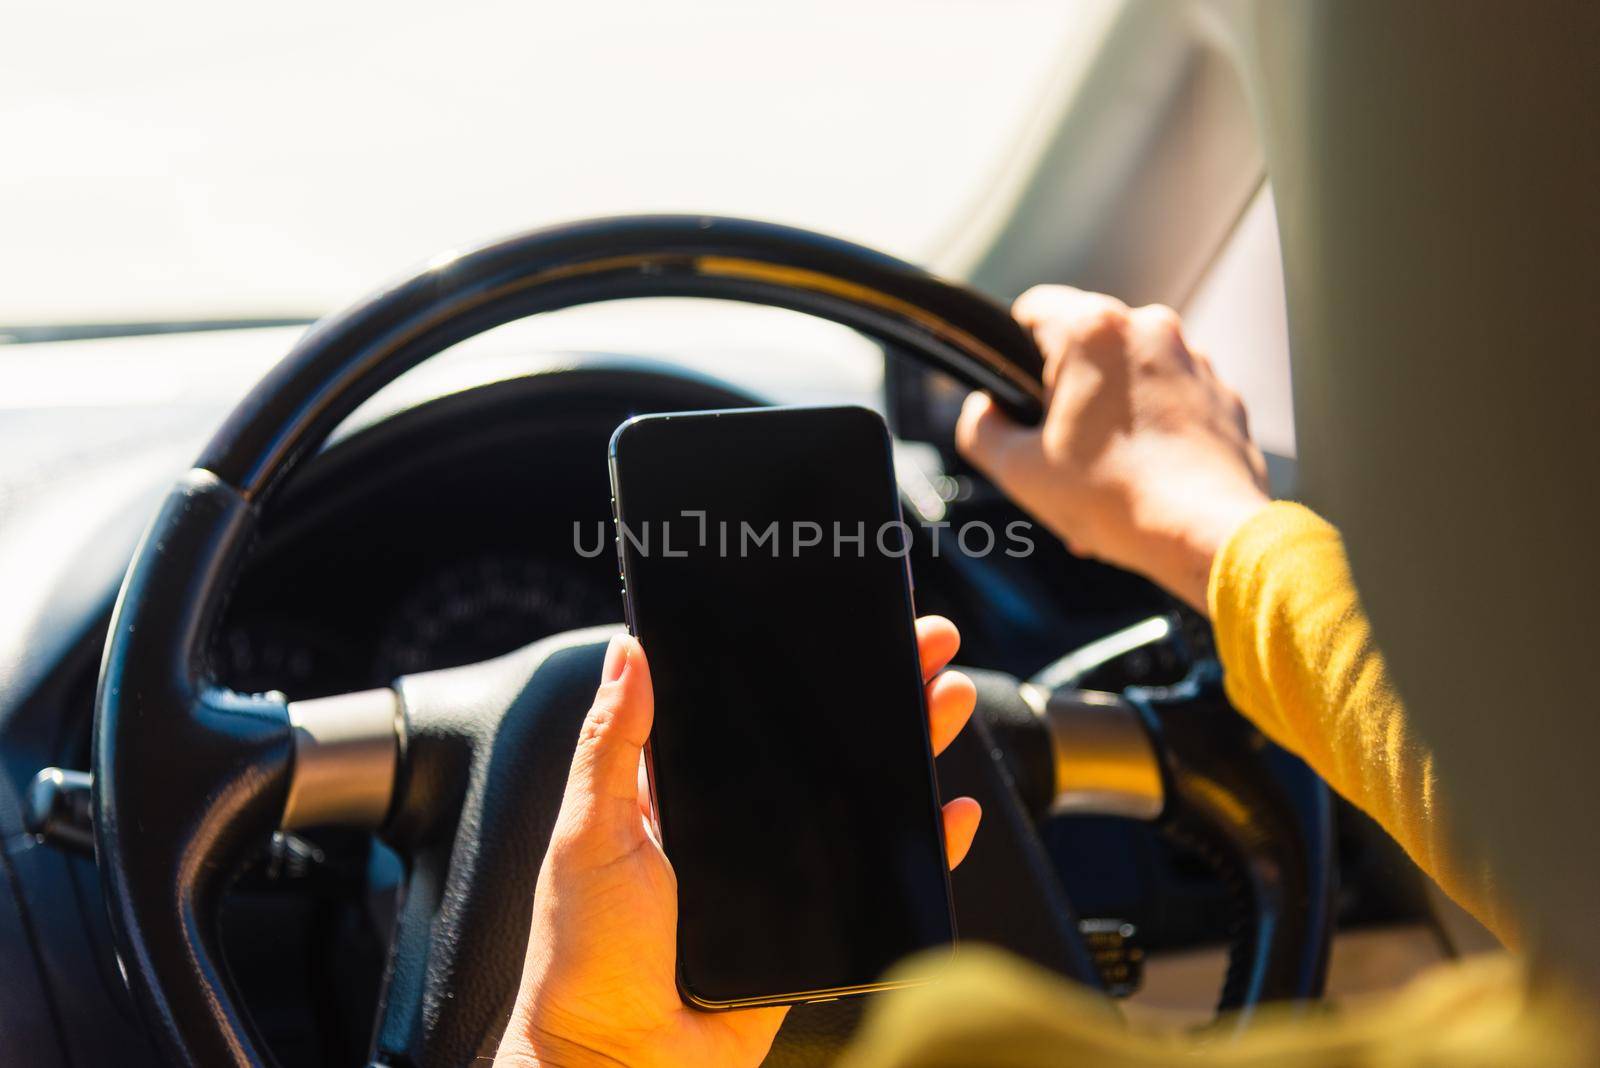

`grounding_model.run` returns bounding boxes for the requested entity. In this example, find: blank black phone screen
[609,405,955,1006]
